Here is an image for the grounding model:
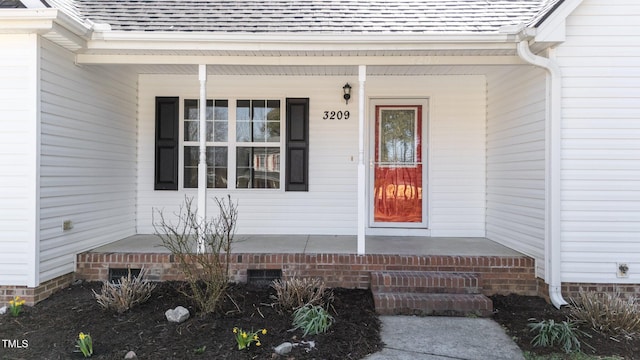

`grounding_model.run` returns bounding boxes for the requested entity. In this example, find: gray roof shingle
[47,0,564,34]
